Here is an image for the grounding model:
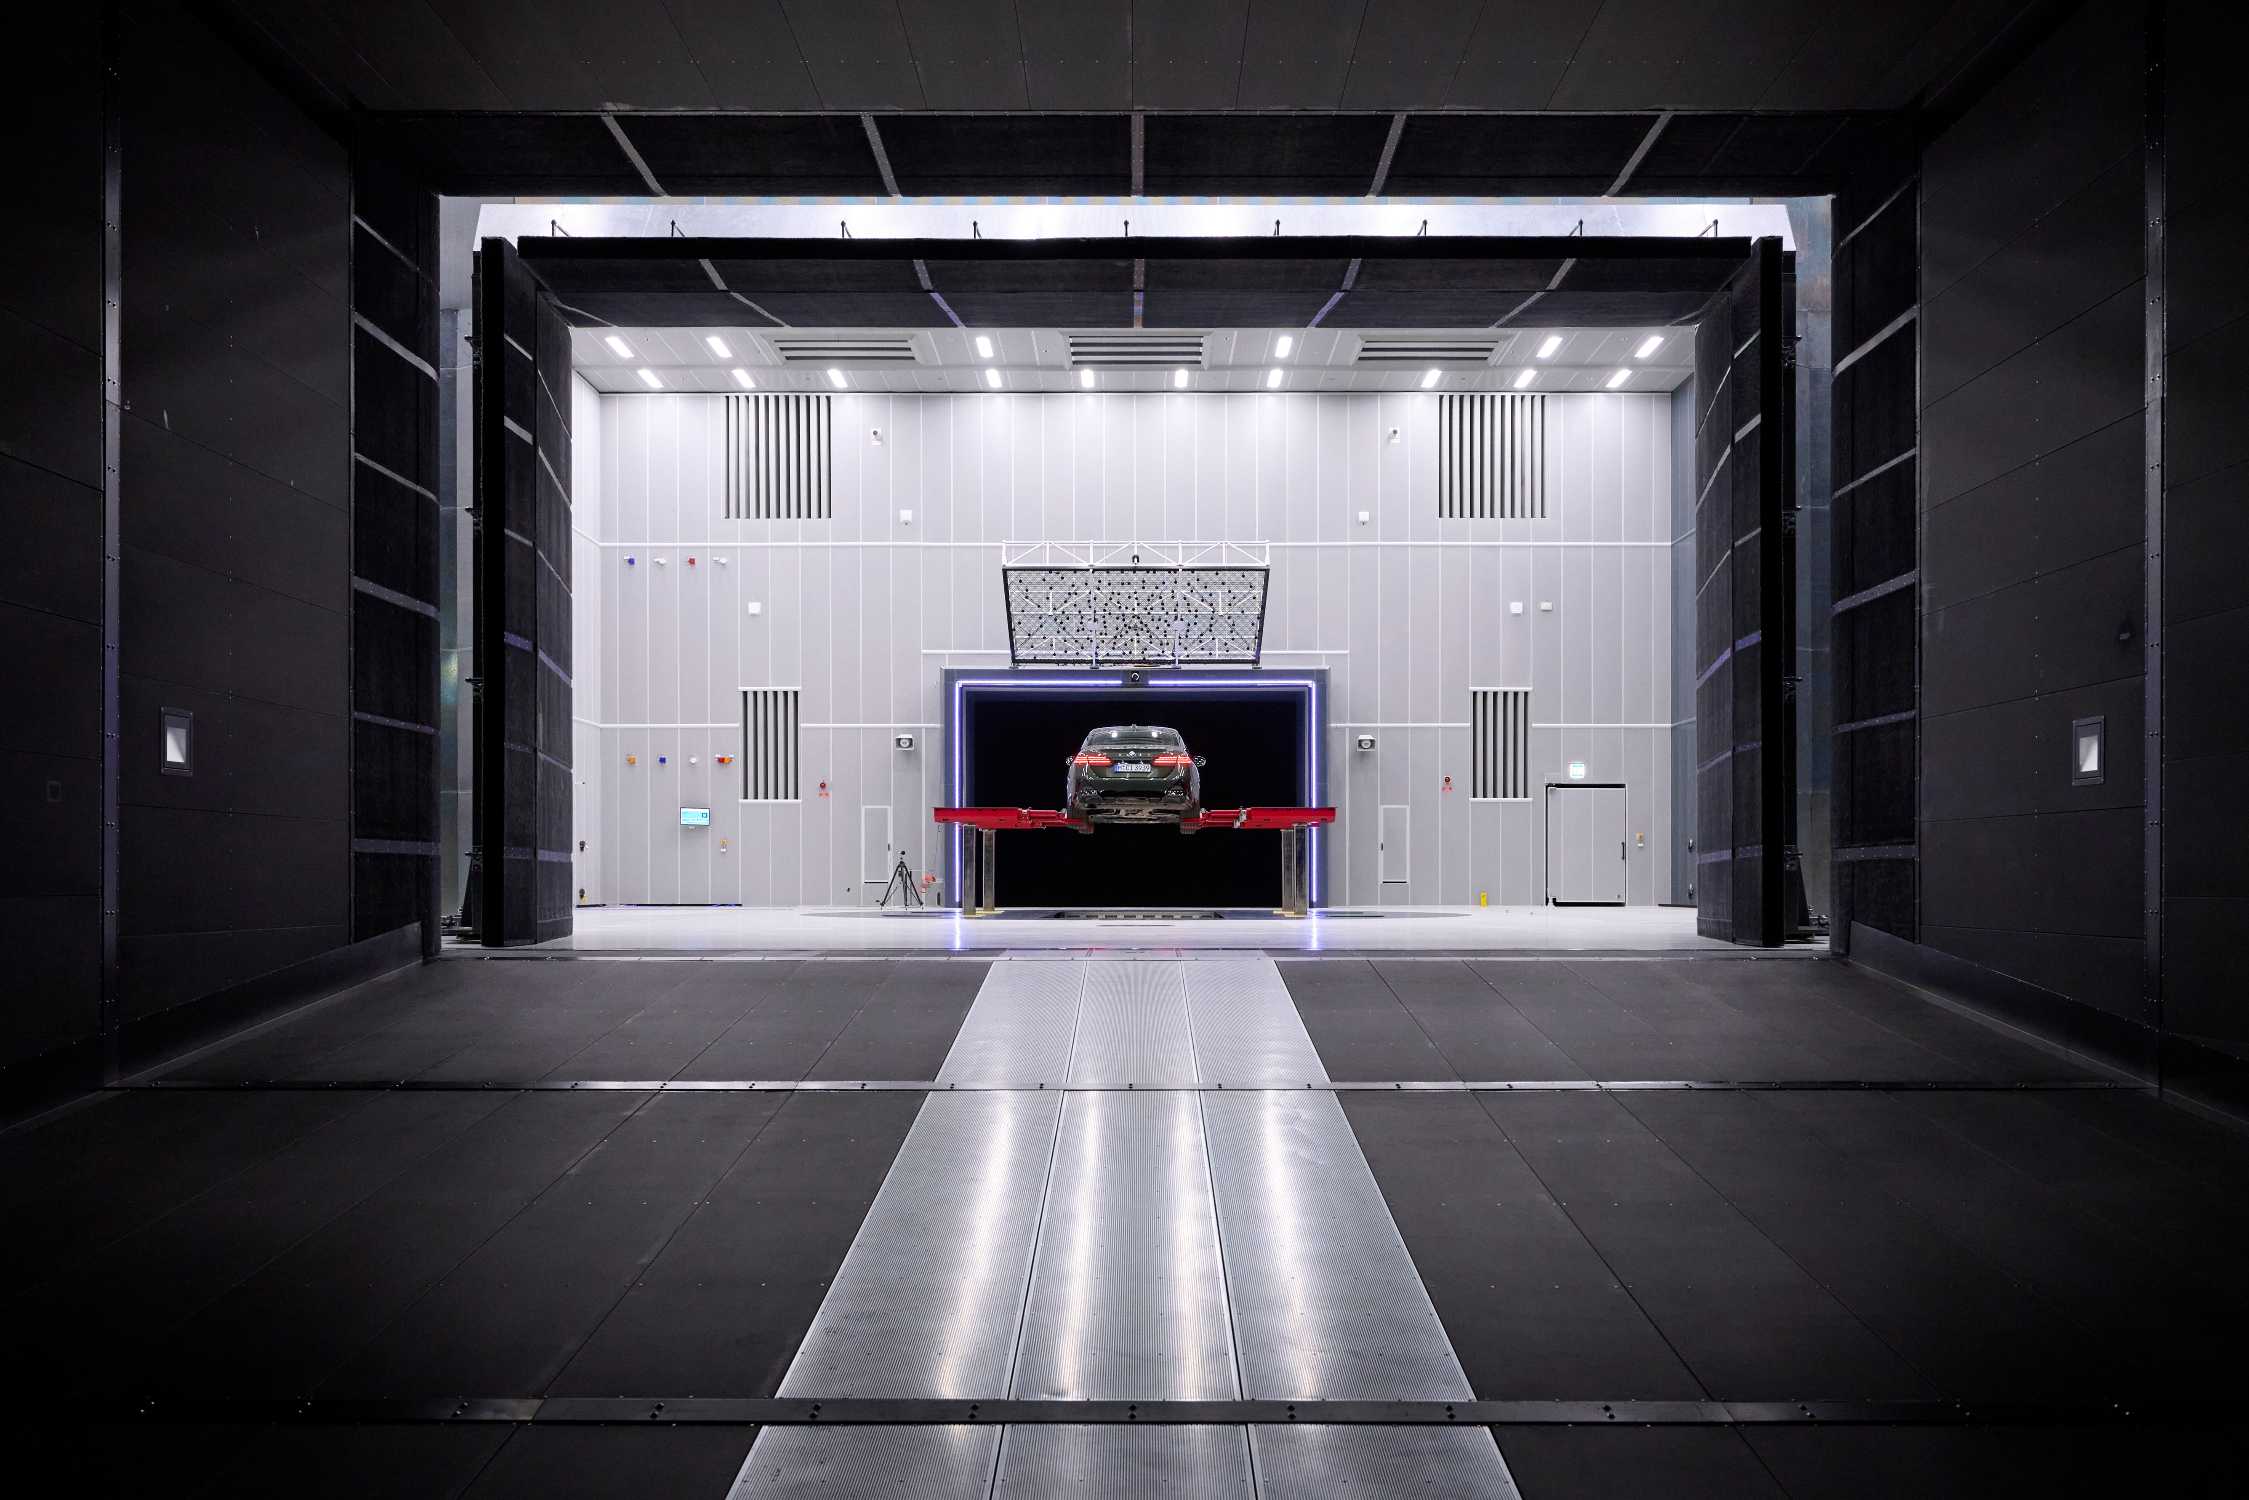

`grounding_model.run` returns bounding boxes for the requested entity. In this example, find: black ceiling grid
[520,234,1754,331]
